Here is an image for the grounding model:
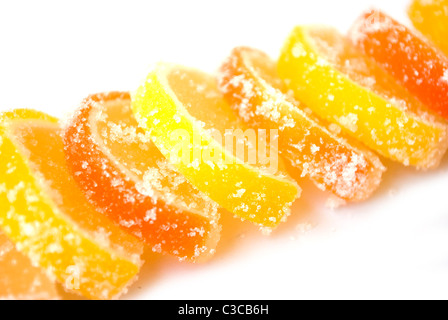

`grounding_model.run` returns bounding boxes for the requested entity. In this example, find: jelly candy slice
[278,26,448,169]
[64,92,220,262]
[219,47,385,201]
[409,0,448,56]
[132,64,300,229]
[0,231,59,300]
[0,110,143,300]
[350,9,448,120]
